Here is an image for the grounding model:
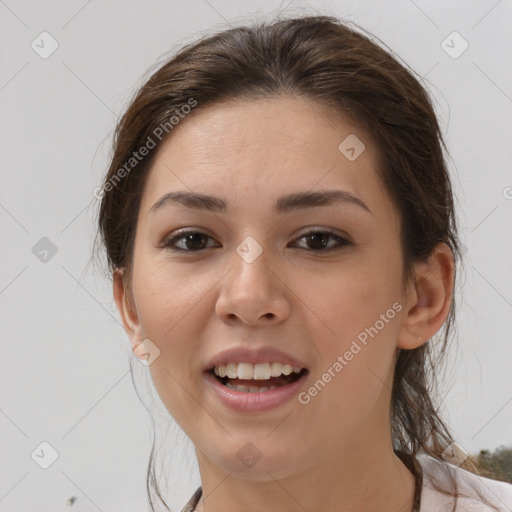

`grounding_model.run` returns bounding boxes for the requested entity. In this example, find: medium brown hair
[94,14,498,511]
